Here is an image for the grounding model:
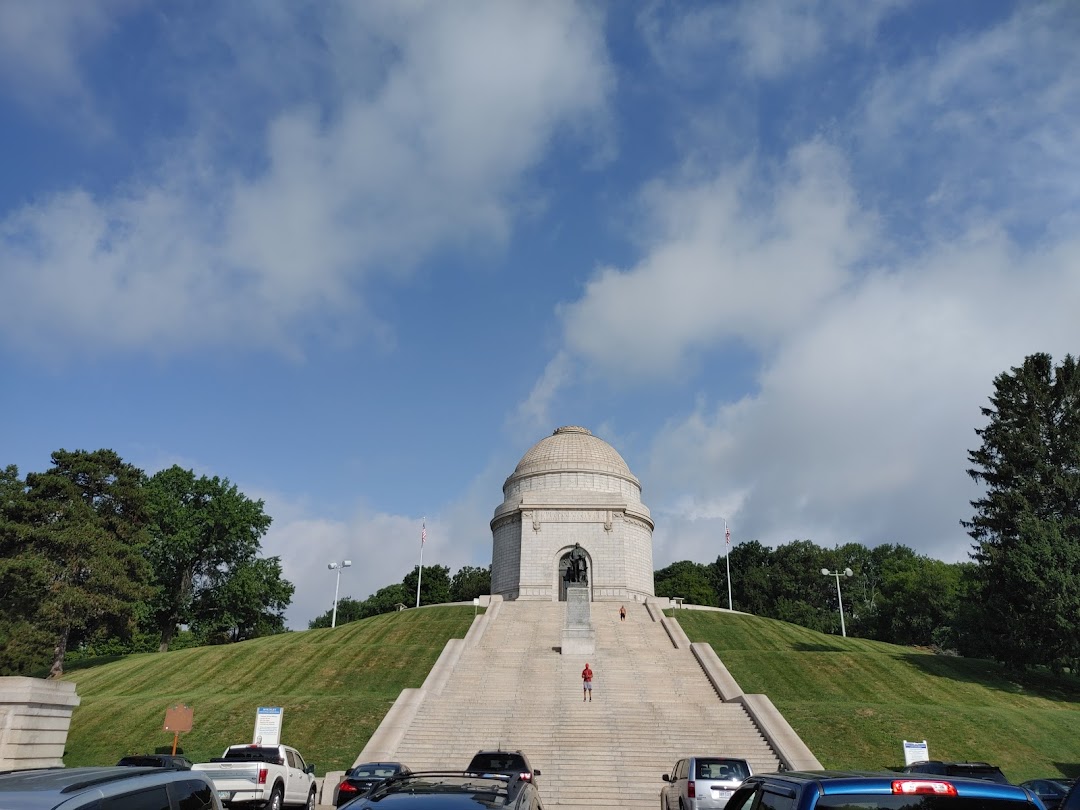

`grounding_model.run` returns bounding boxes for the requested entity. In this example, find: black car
[117,754,194,770]
[1020,779,1073,810]
[465,750,541,788]
[901,761,1011,785]
[336,763,412,806]
[342,771,541,810]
